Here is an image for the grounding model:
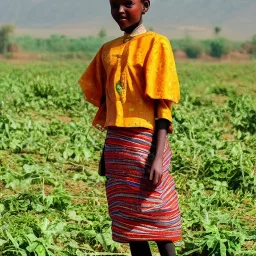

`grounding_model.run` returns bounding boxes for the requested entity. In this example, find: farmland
[0,61,255,256]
